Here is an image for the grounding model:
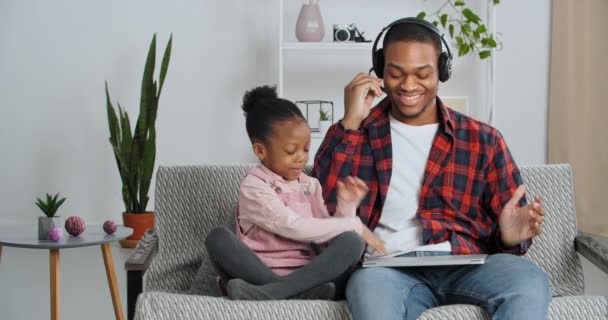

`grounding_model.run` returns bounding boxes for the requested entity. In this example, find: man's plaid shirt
[312,97,530,255]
